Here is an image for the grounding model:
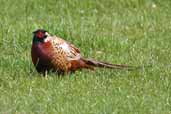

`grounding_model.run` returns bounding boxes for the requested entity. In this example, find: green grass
[0,0,171,113]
